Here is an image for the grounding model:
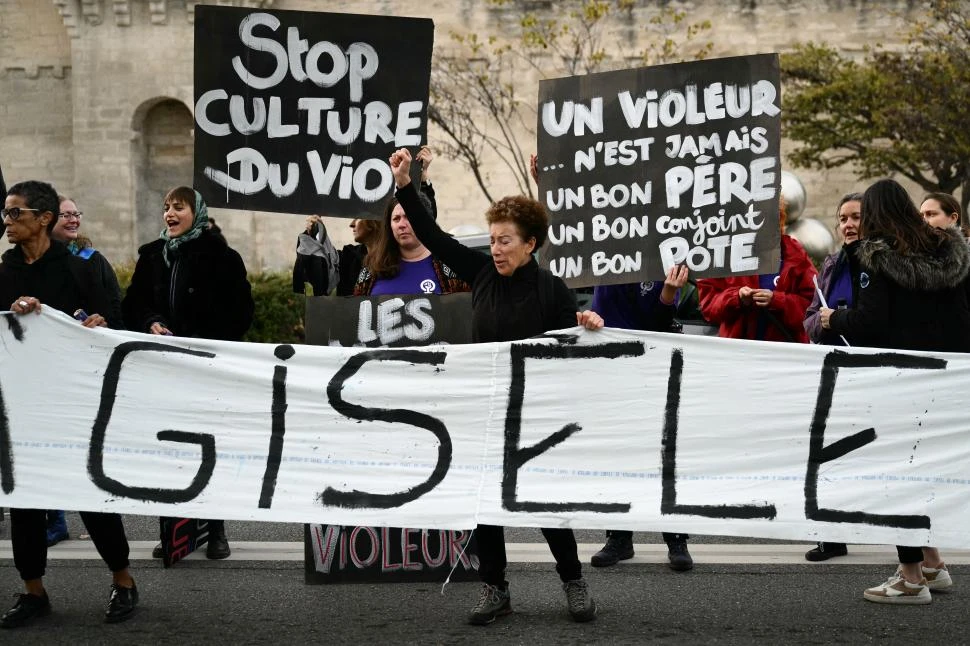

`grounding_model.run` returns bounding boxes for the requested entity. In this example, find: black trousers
[897,545,924,564]
[476,524,581,586]
[608,530,688,544]
[11,509,130,581]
